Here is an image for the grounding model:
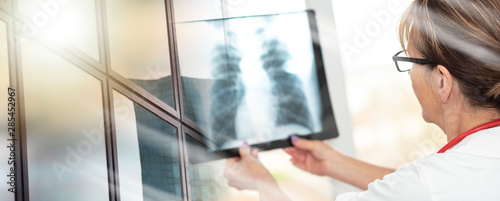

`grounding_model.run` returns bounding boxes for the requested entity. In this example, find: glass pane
[17,0,100,61]
[22,42,108,201]
[0,20,15,201]
[173,0,306,22]
[113,91,182,201]
[0,1,9,12]
[106,0,175,108]
[185,135,226,201]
